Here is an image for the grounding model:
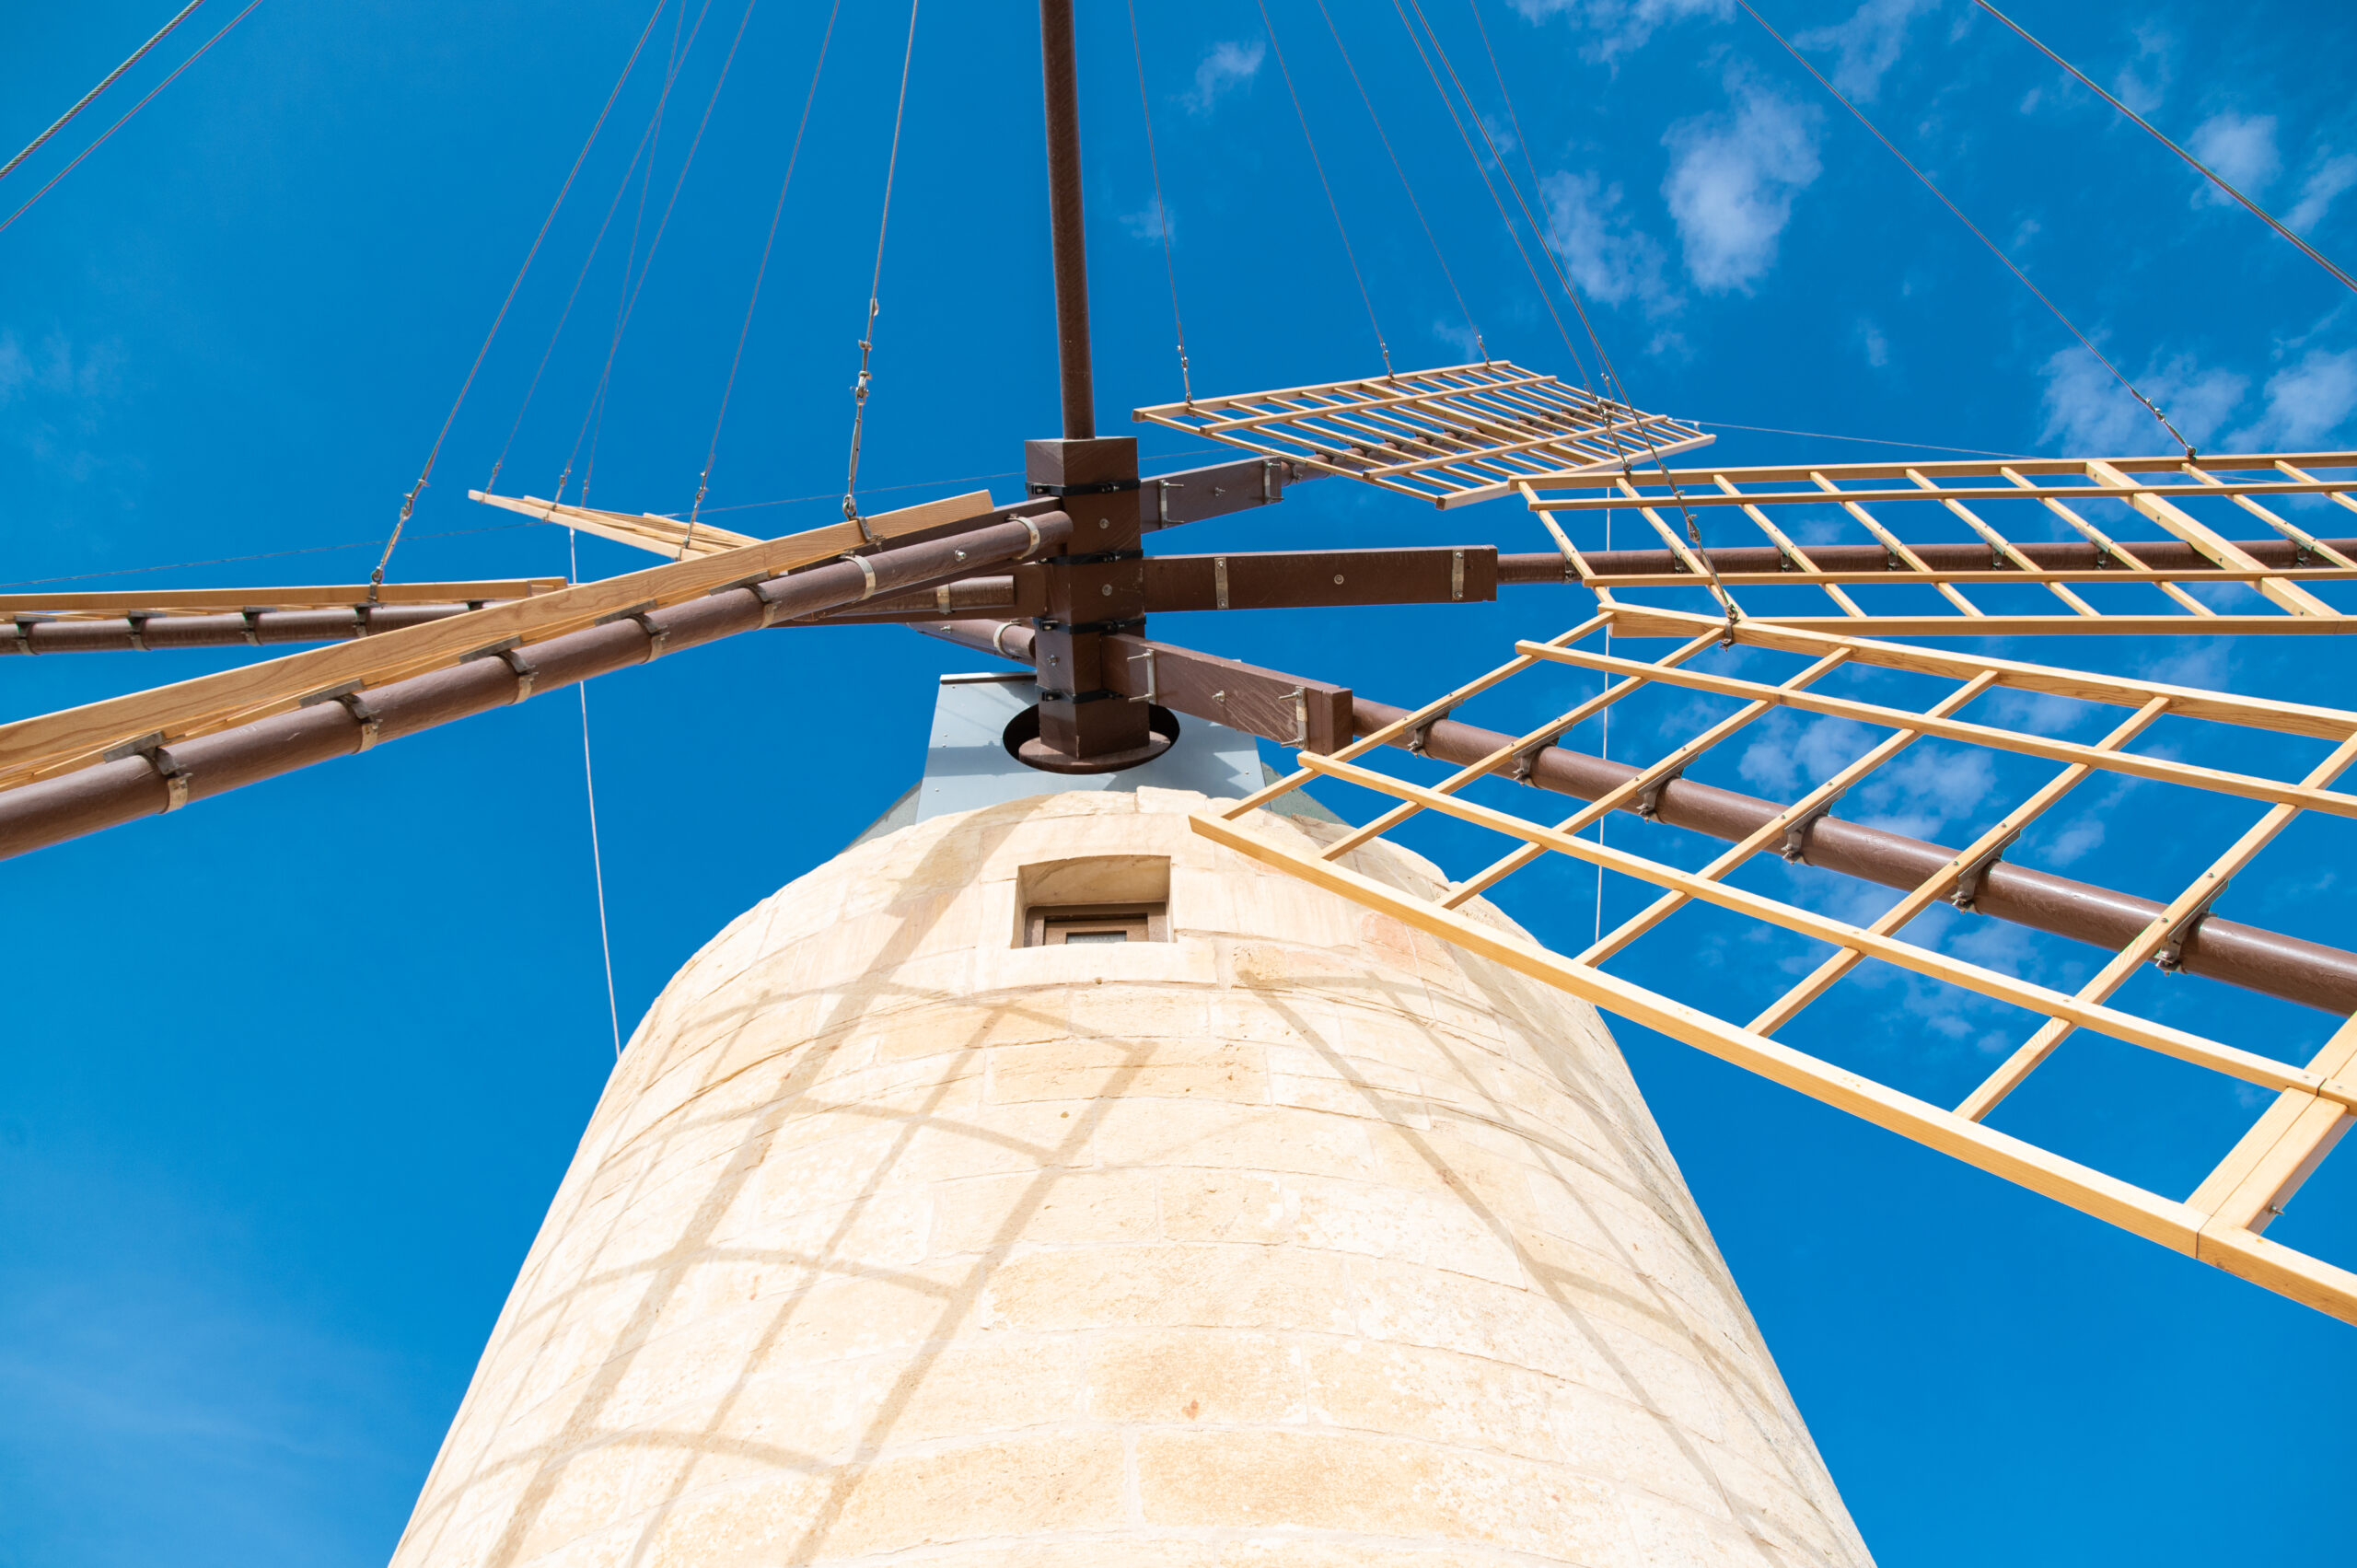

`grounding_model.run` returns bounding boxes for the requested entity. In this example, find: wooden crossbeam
[0,581,568,617]
[1191,807,2357,1324]
[0,490,995,791]
[469,491,760,558]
